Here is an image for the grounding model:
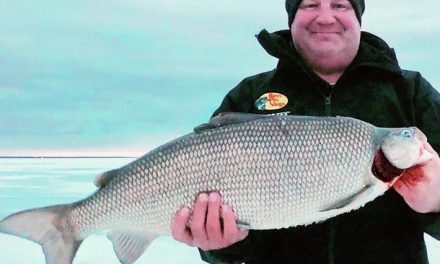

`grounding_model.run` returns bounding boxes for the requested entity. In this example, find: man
[172,0,440,263]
